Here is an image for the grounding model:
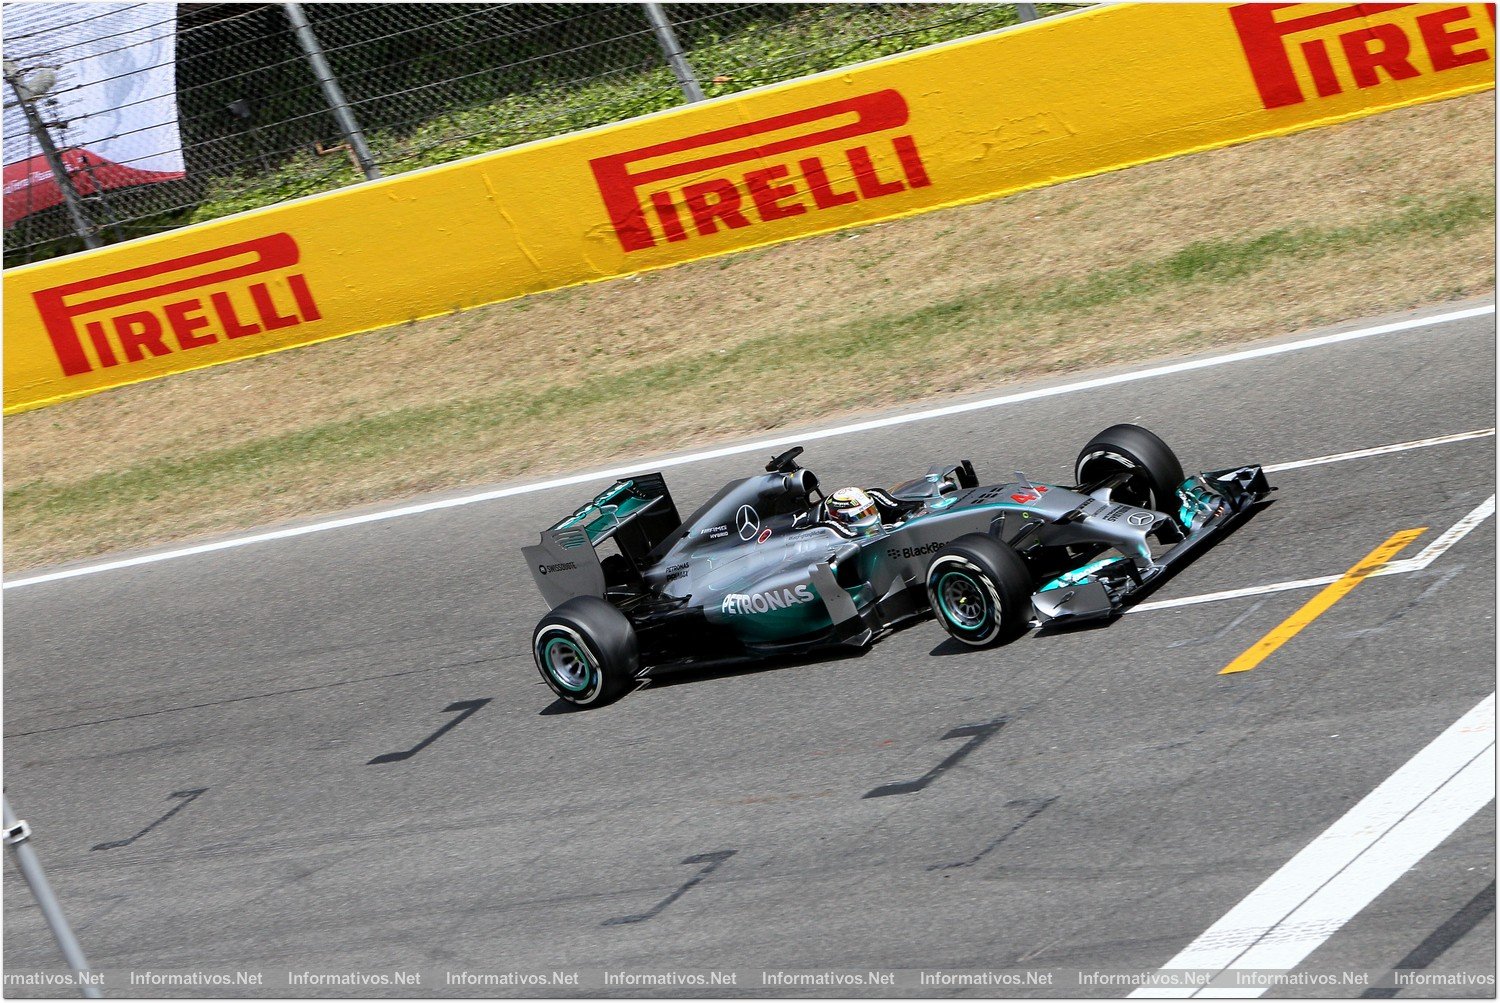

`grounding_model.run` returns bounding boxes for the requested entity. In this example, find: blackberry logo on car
[888,541,946,560]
